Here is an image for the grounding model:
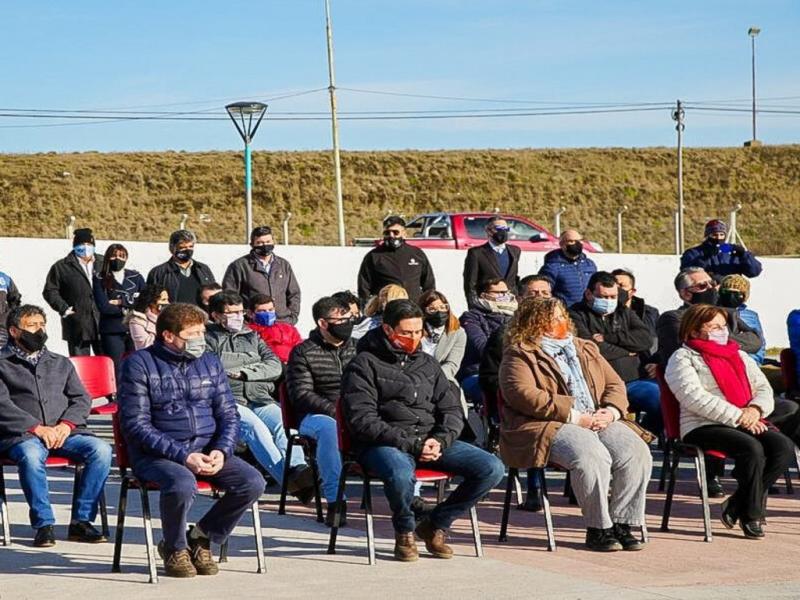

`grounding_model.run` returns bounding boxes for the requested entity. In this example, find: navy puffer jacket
[538,249,597,307]
[118,341,240,465]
